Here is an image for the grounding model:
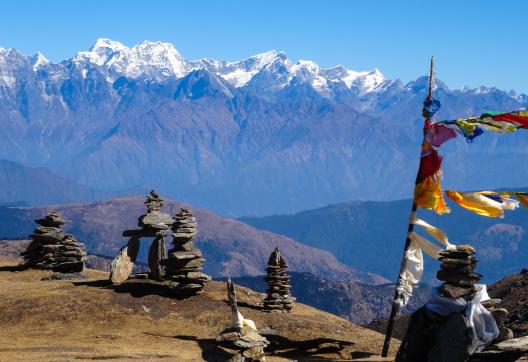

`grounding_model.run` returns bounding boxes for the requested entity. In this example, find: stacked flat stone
[22,211,85,273]
[162,208,210,296]
[263,247,295,312]
[437,245,482,301]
